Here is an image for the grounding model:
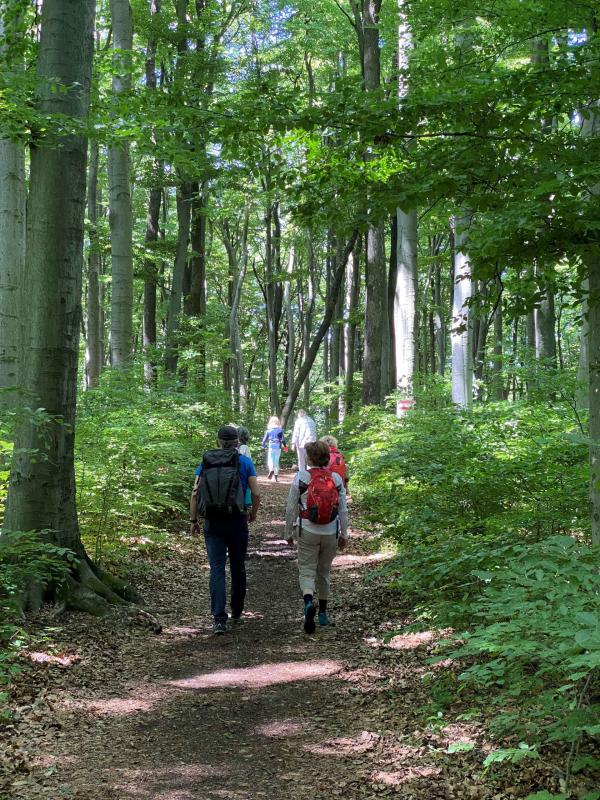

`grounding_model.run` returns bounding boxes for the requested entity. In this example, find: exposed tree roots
[53,556,161,632]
